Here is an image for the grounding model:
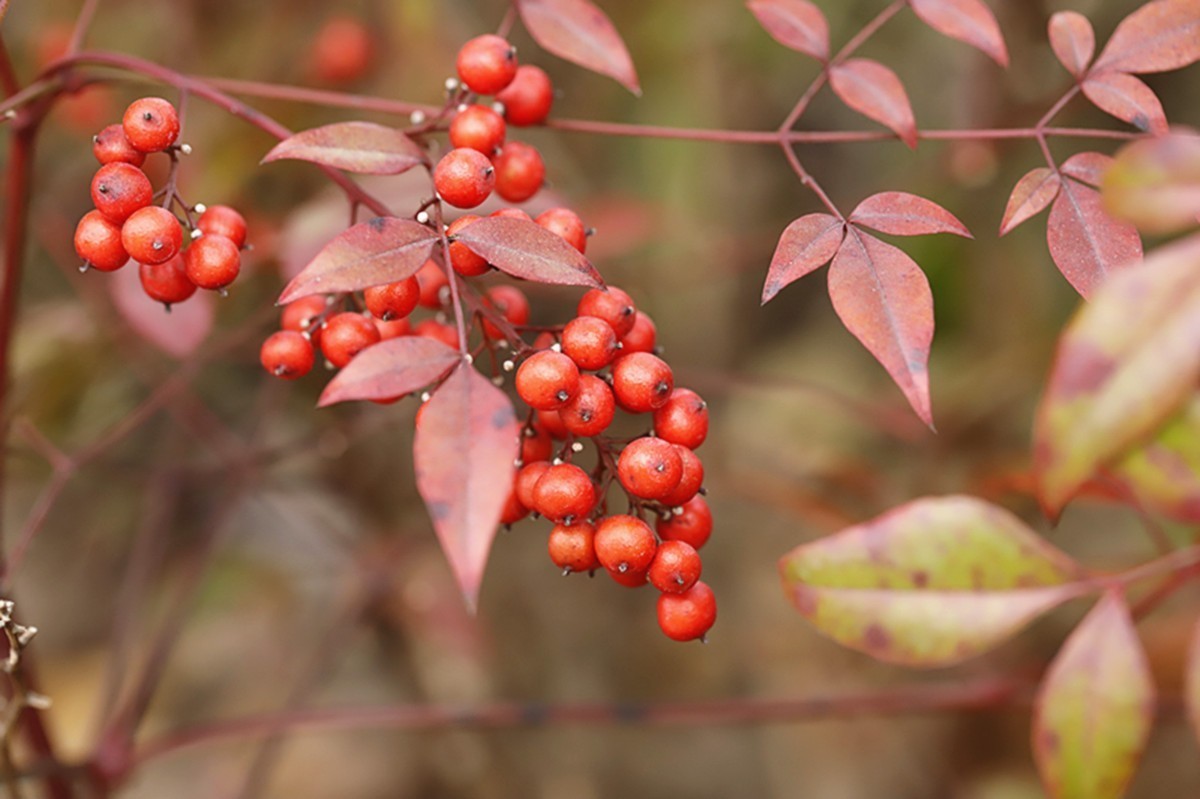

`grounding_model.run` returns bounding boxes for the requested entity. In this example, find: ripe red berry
[561,316,619,371]
[184,234,241,290]
[515,460,552,510]
[653,388,709,450]
[594,515,657,575]
[560,375,615,437]
[322,312,381,367]
[93,124,146,167]
[413,319,461,350]
[492,141,545,203]
[648,540,702,594]
[456,34,518,95]
[481,284,530,339]
[532,463,596,524]
[617,436,683,500]
[520,425,553,463]
[607,566,649,588]
[656,496,713,550]
[536,207,587,253]
[450,104,507,154]
[496,65,554,127]
[515,350,580,410]
[311,16,375,84]
[415,259,449,308]
[364,277,420,321]
[490,208,533,222]
[139,255,196,306]
[281,295,328,342]
[122,97,180,152]
[375,317,412,340]
[435,148,495,209]
[536,409,569,439]
[659,445,704,508]
[261,330,316,379]
[121,206,182,265]
[74,210,129,271]
[620,310,657,354]
[612,352,674,413]
[656,581,716,641]
[447,215,490,276]
[548,521,600,573]
[91,163,152,223]
[196,205,248,249]
[577,287,636,337]
[500,487,529,525]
